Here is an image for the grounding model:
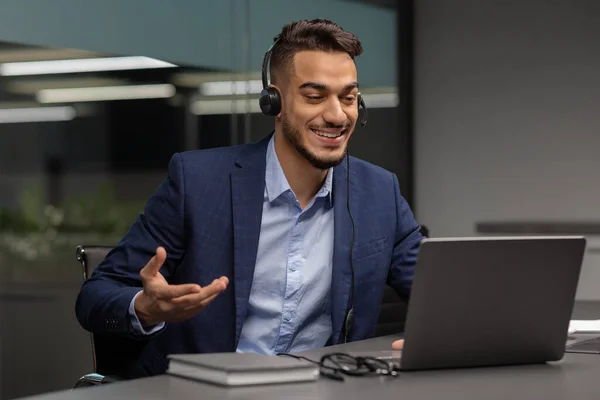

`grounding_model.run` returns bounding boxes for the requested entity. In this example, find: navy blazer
[75,133,422,377]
